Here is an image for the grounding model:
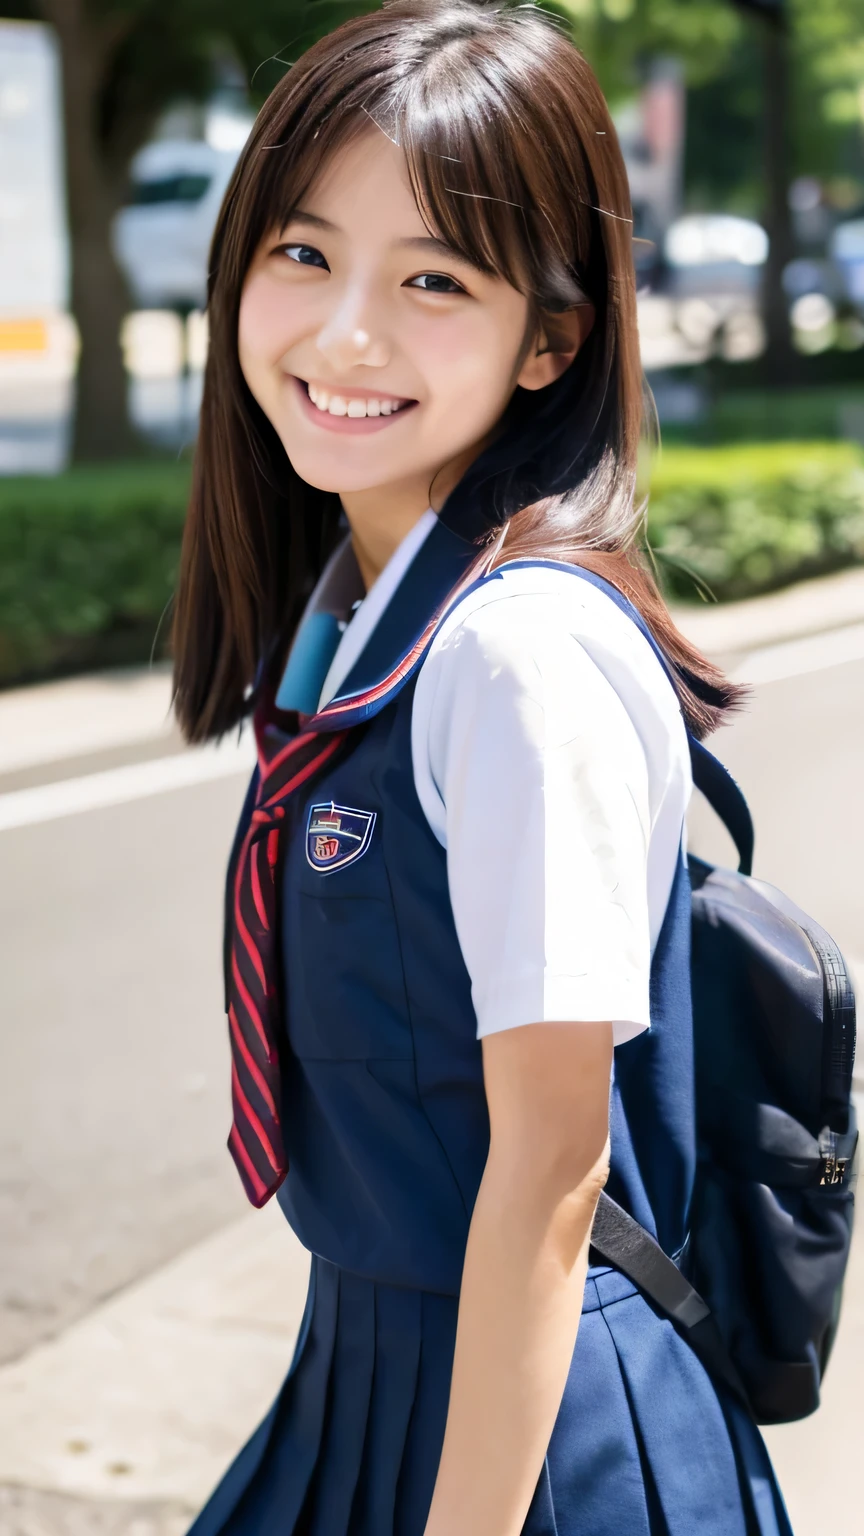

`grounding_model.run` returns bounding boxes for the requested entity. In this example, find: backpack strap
[688,739,754,878]
[591,1192,753,1413]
